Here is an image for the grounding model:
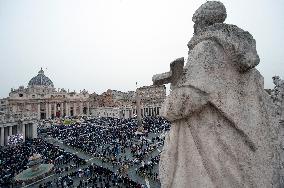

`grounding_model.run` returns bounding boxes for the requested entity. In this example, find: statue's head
[272,76,280,85]
[193,1,227,34]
